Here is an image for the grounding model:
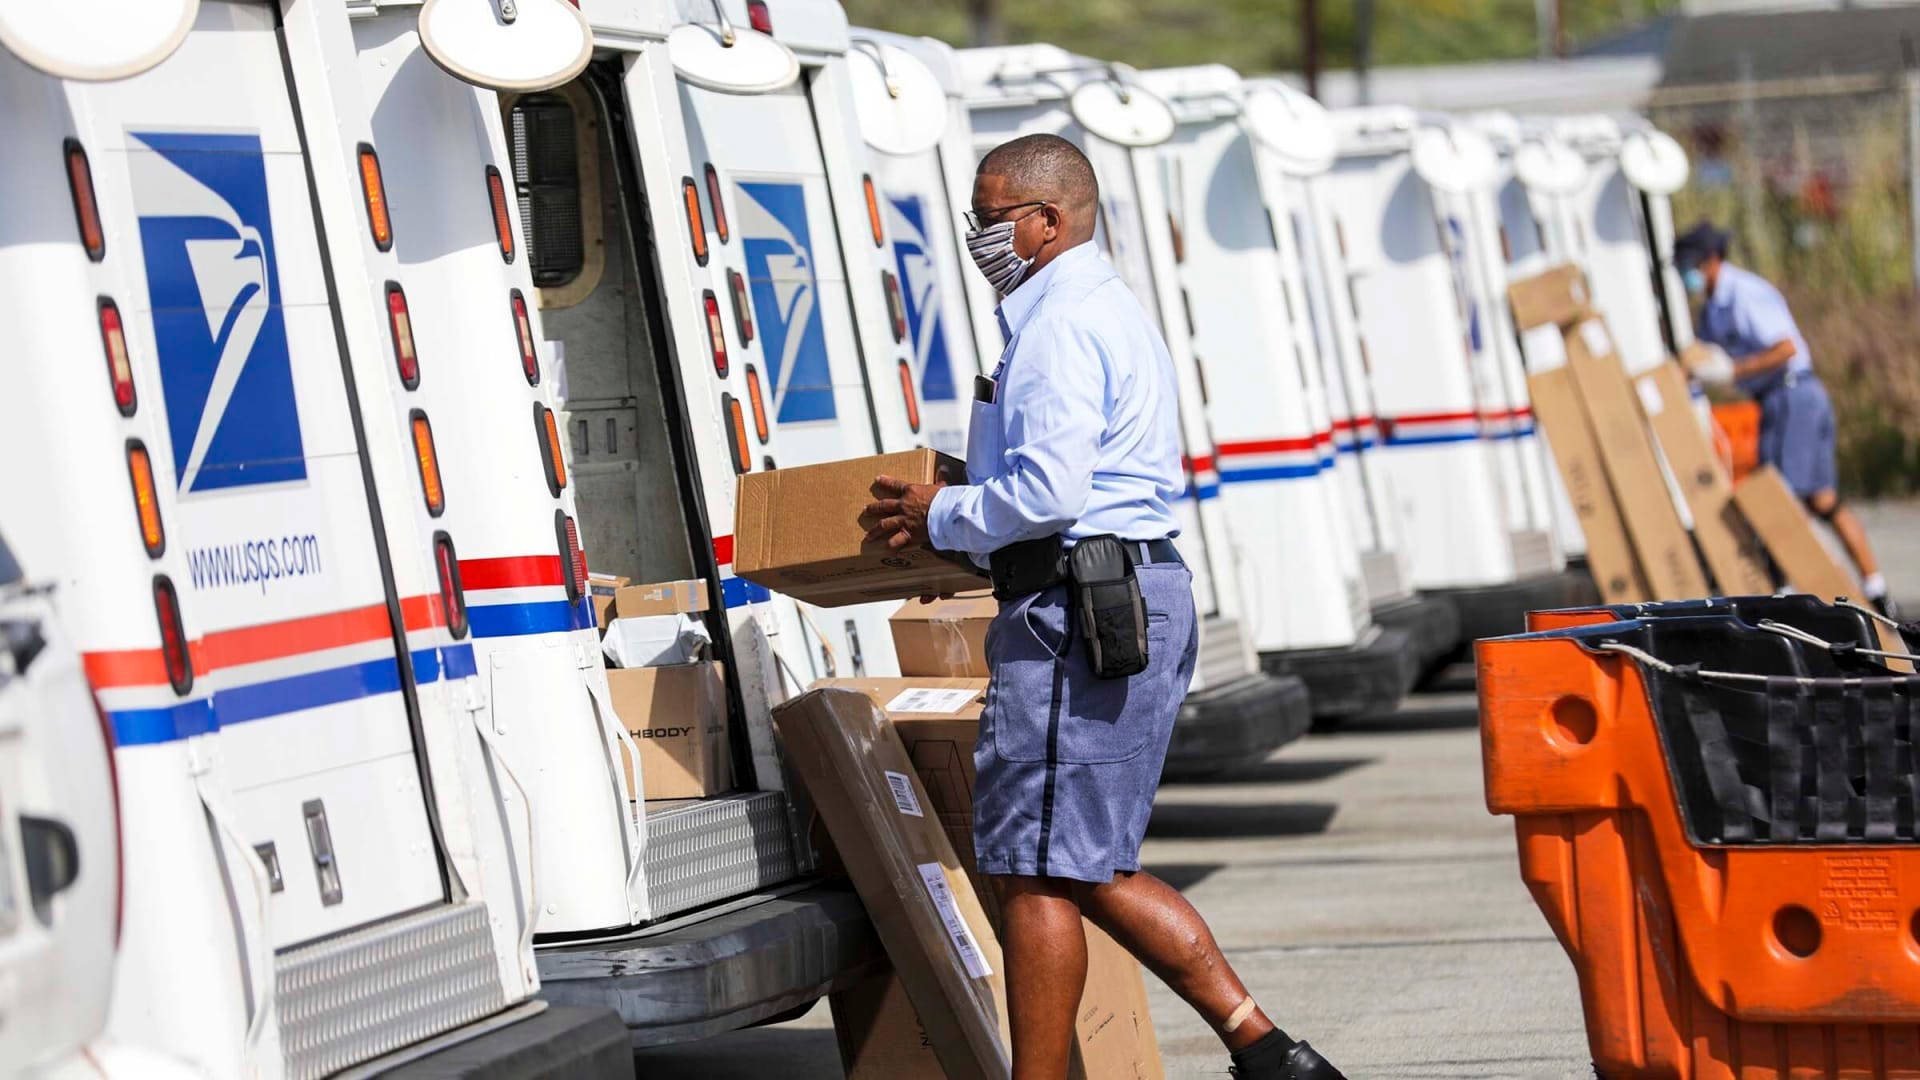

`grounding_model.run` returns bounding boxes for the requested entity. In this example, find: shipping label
[917,862,992,979]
